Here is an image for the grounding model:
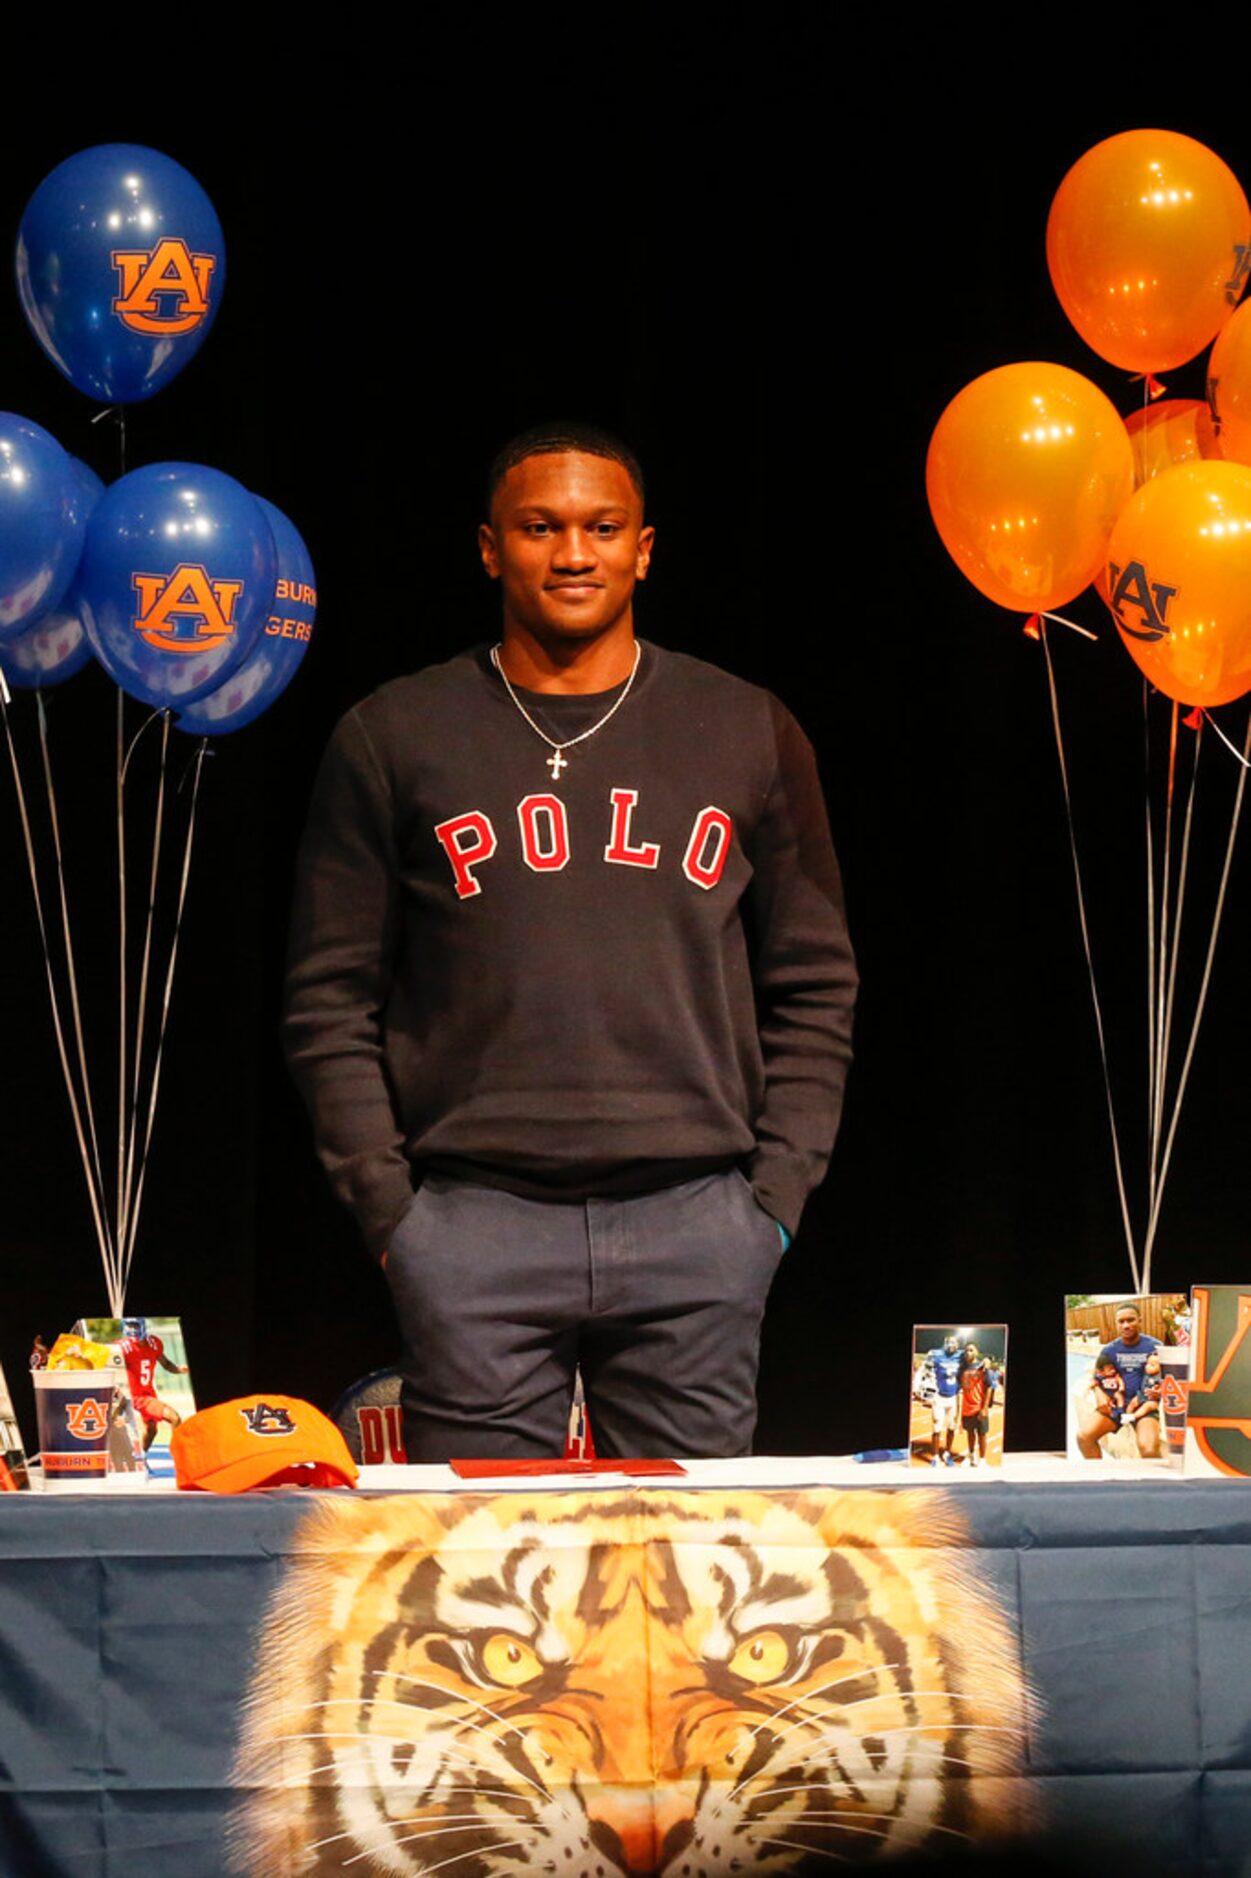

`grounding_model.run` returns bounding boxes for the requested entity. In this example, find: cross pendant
[547,748,567,779]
